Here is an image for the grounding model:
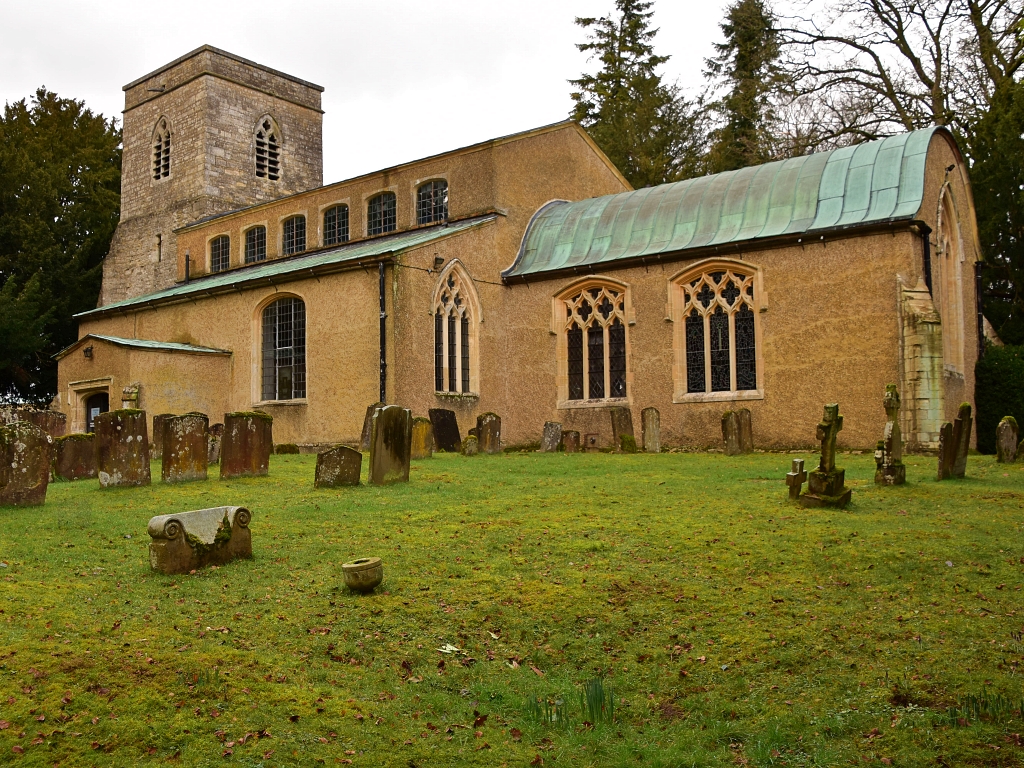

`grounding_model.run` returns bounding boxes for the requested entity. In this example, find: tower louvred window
[152,118,171,180]
[255,117,281,180]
